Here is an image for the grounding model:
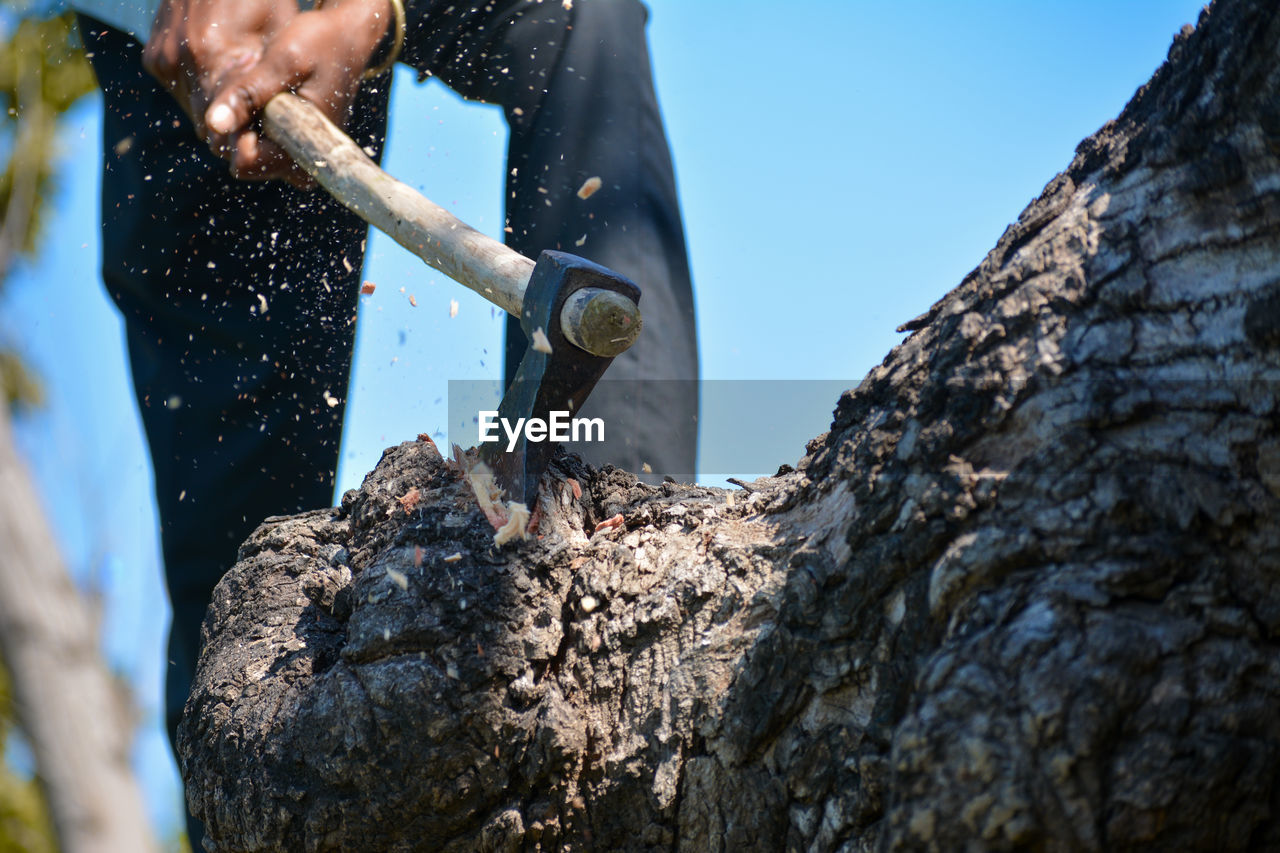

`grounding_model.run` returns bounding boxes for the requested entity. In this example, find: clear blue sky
[2,0,1205,839]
